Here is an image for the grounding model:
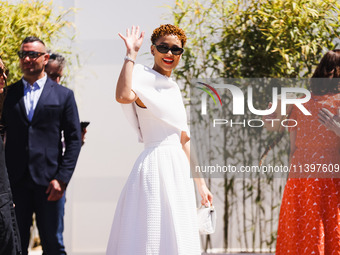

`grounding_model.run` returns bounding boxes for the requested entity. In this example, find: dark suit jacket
[0,136,21,255]
[2,77,82,187]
